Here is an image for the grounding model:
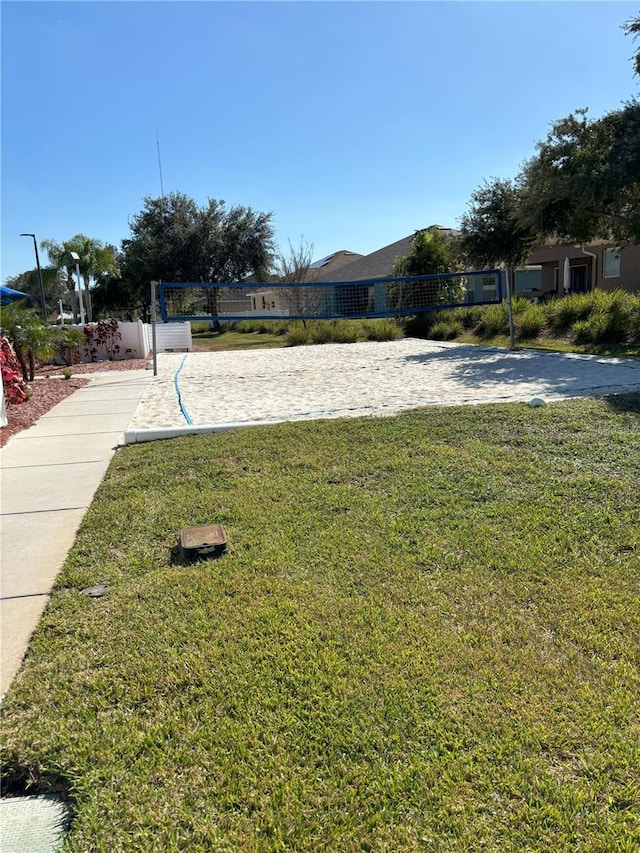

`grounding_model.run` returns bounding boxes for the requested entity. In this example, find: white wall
[59,320,152,362]
[56,319,194,362]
